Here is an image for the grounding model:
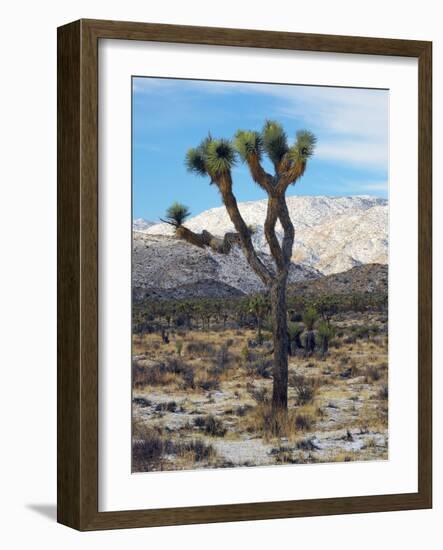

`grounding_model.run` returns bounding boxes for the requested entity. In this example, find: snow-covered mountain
[133,218,155,232]
[137,195,388,276]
